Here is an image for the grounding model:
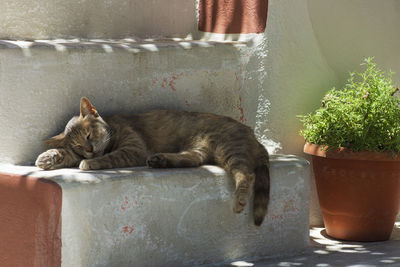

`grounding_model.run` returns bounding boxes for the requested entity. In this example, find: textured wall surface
[256,0,338,156]
[307,0,400,88]
[254,0,338,226]
[0,0,197,39]
[0,155,309,266]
